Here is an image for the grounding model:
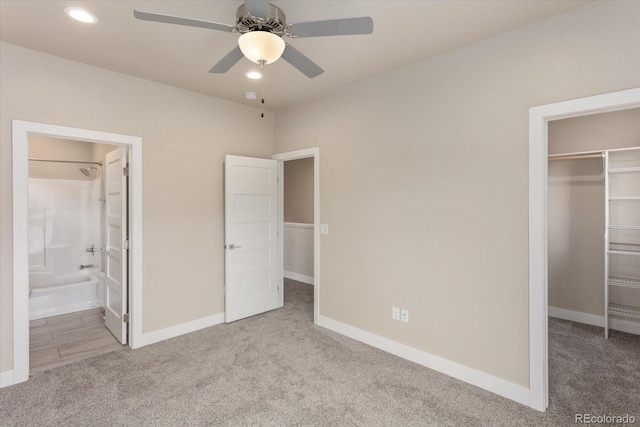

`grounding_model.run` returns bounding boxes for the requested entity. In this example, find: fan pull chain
[260,62,265,118]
